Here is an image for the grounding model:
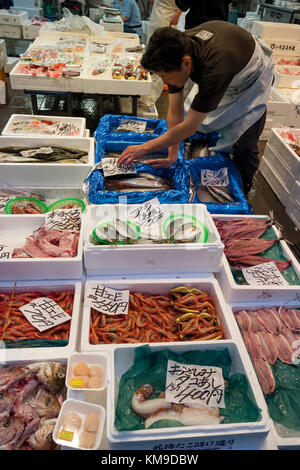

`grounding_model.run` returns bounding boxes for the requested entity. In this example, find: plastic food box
[274,65,300,88]
[228,302,300,449]
[0,9,28,25]
[83,204,224,276]
[267,128,300,177]
[1,114,86,138]
[262,143,295,189]
[0,214,84,280]
[106,341,270,450]
[66,352,107,392]
[258,157,290,207]
[0,135,94,187]
[80,277,236,352]
[267,87,292,116]
[214,215,300,304]
[0,280,82,357]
